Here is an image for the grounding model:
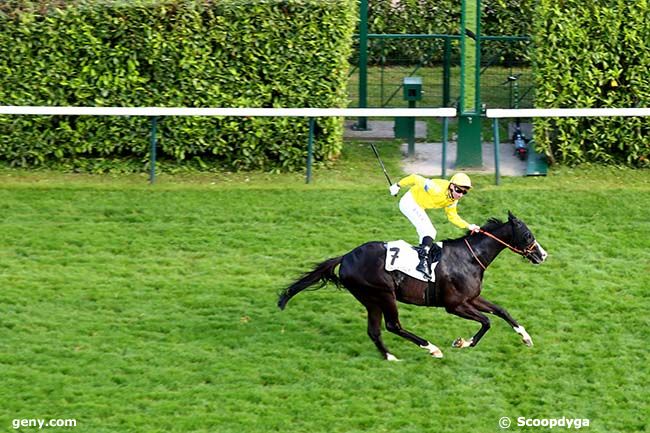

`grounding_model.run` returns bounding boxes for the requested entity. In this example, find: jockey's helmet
[450,172,472,189]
